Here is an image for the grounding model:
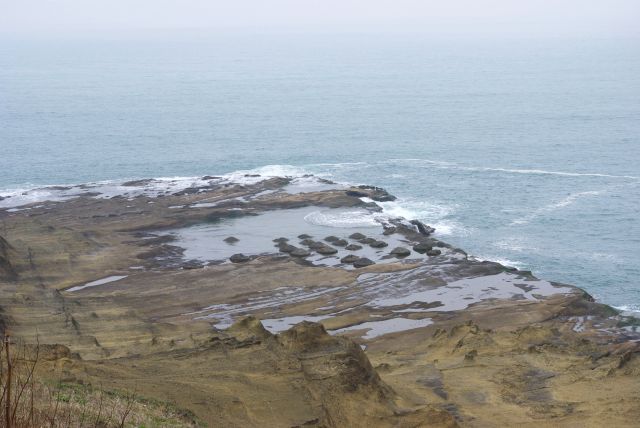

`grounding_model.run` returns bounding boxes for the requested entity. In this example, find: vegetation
[0,335,198,428]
